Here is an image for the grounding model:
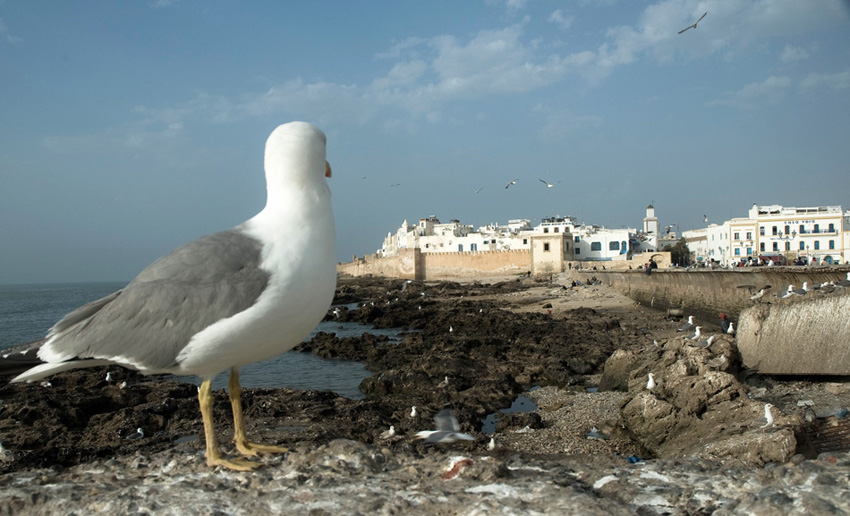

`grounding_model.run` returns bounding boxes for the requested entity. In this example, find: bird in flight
[539,179,555,188]
[679,12,707,34]
[703,214,709,223]
[475,187,484,194]
[505,180,518,189]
